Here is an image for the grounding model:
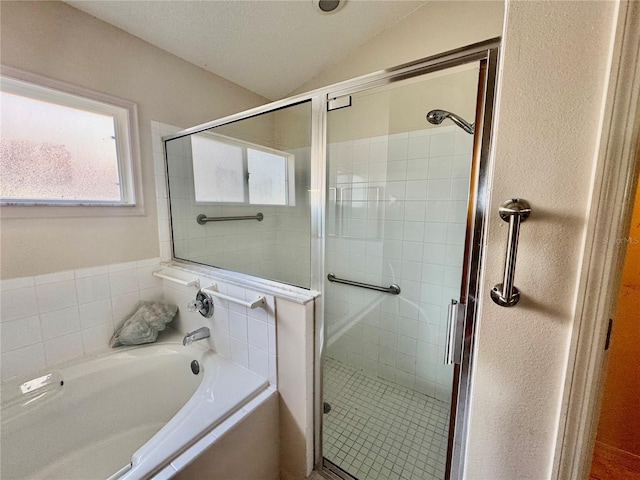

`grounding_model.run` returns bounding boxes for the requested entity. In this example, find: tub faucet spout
[183,327,210,346]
